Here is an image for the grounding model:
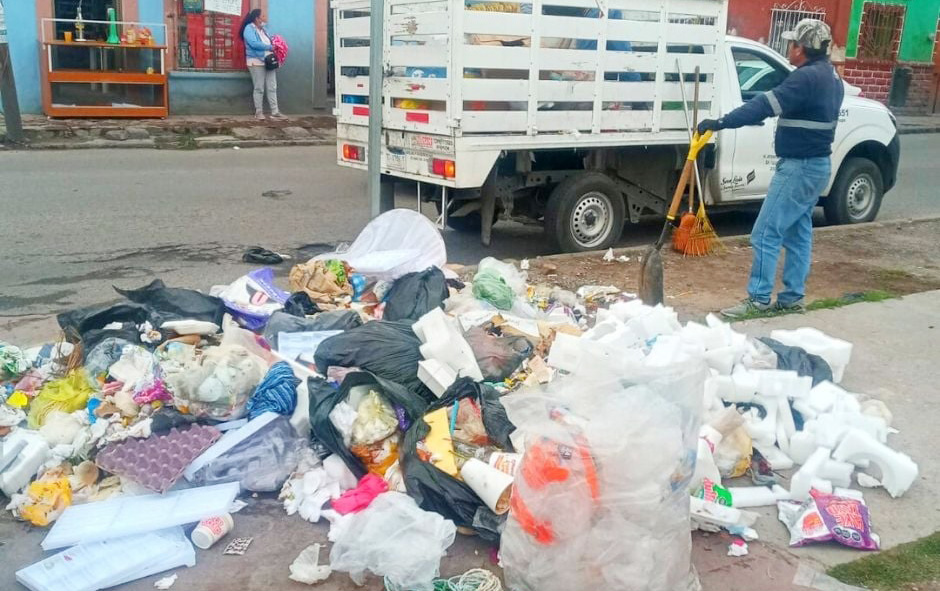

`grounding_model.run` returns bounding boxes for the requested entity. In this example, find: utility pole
[367,0,393,217]
[0,0,24,144]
